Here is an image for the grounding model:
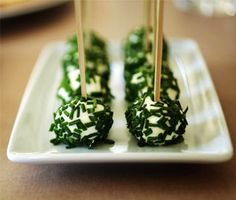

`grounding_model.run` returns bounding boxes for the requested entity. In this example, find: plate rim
[8,150,233,164]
